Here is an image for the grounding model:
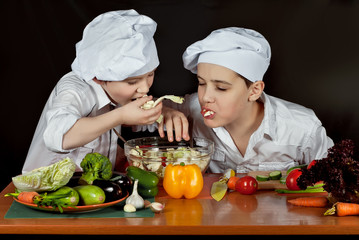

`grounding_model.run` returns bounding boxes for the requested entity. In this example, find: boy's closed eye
[126,79,139,85]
